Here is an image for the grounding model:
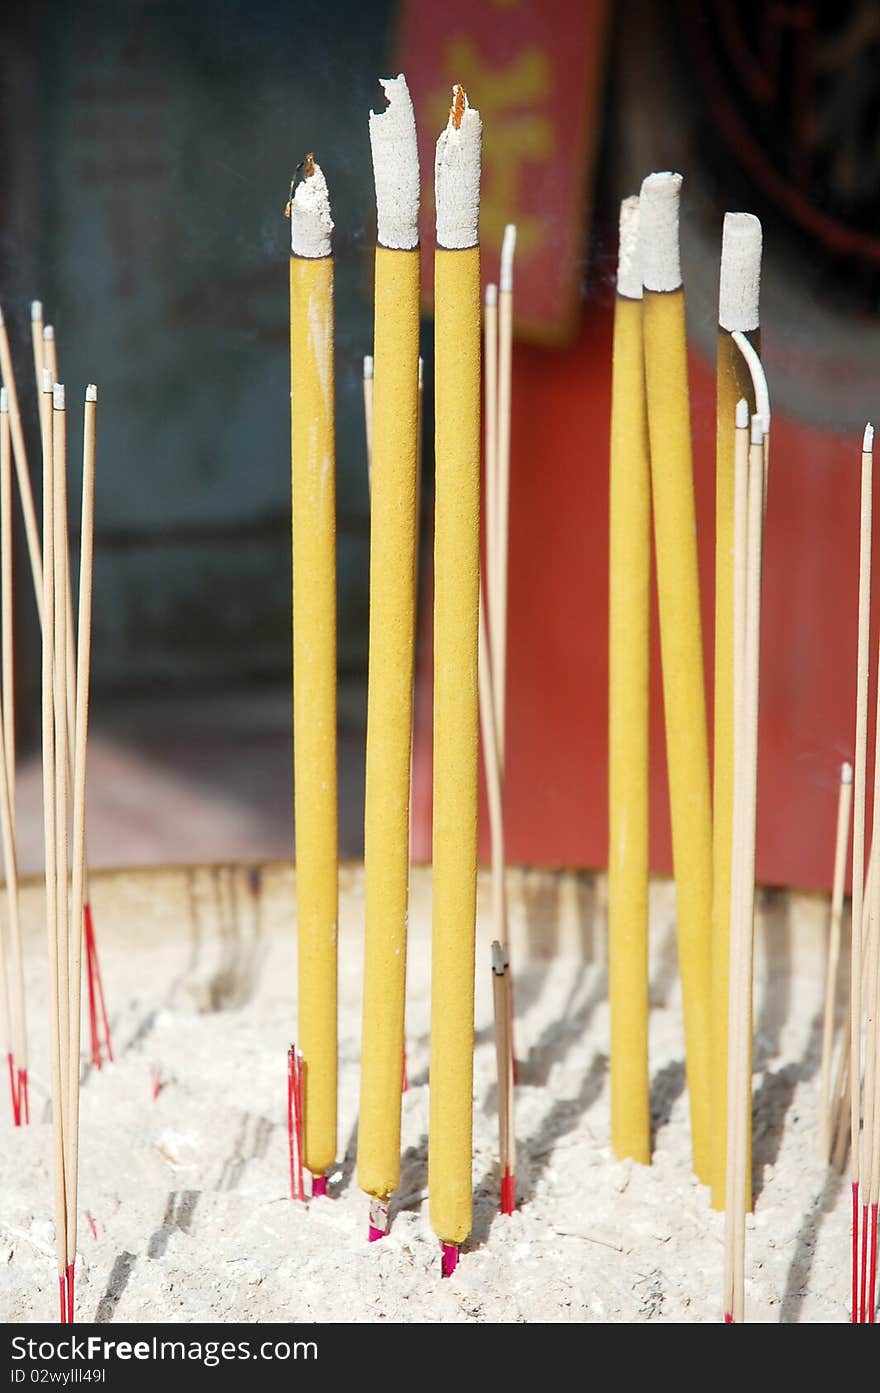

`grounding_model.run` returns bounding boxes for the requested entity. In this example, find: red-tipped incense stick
[492,940,515,1215]
[84,904,112,1067]
[7,1053,18,1124]
[287,1045,305,1201]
